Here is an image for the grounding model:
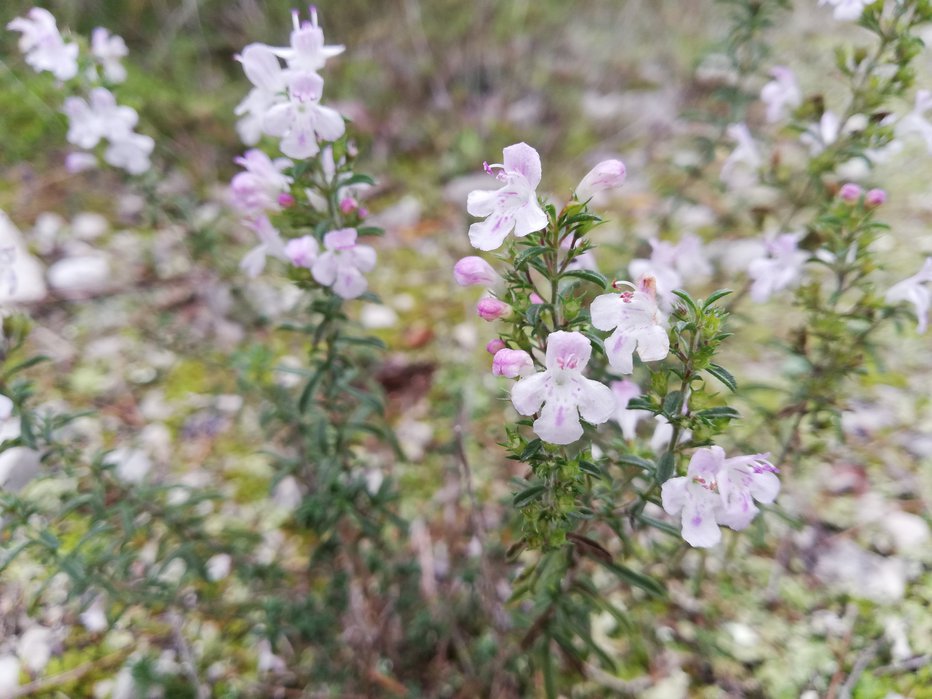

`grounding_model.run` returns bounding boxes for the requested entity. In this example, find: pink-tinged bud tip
[486,338,507,354]
[339,197,358,214]
[529,292,544,304]
[865,188,887,207]
[575,159,627,202]
[839,183,863,202]
[492,348,533,378]
[476,297,510,321]
[278,193,296,208]
[453,256,497,287]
